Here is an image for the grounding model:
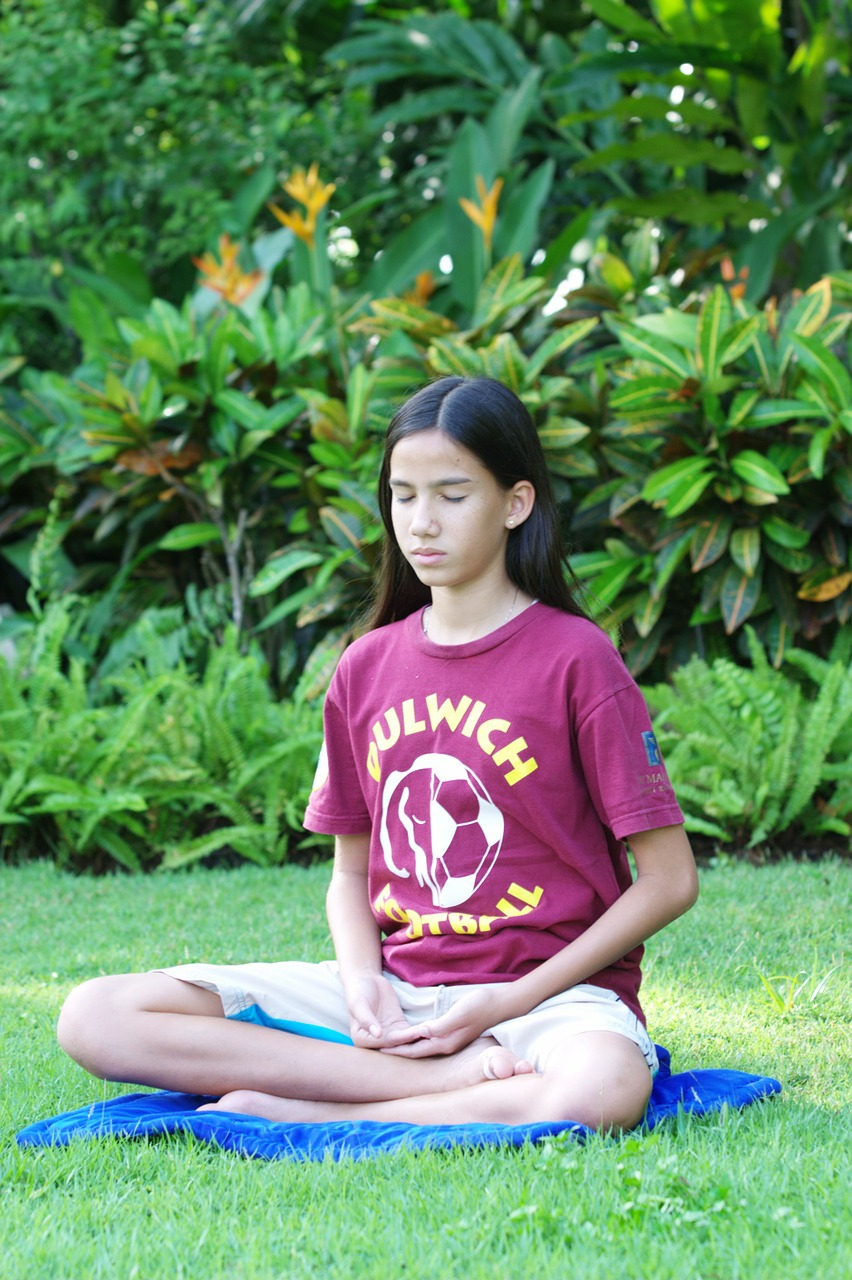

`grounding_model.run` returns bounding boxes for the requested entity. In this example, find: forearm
[489,825,699,1024]
[326,865,384,987]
